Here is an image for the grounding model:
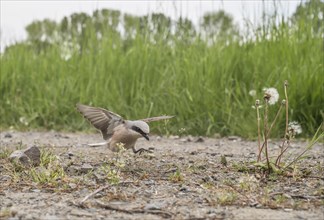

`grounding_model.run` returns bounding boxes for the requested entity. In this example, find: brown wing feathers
[76,104,123,140]
[140,115,174,123]
[76,104,174,139]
